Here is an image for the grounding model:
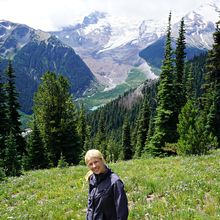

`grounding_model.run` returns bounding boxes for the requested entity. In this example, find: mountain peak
[187,0,219,23]
[207,0,220,6]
